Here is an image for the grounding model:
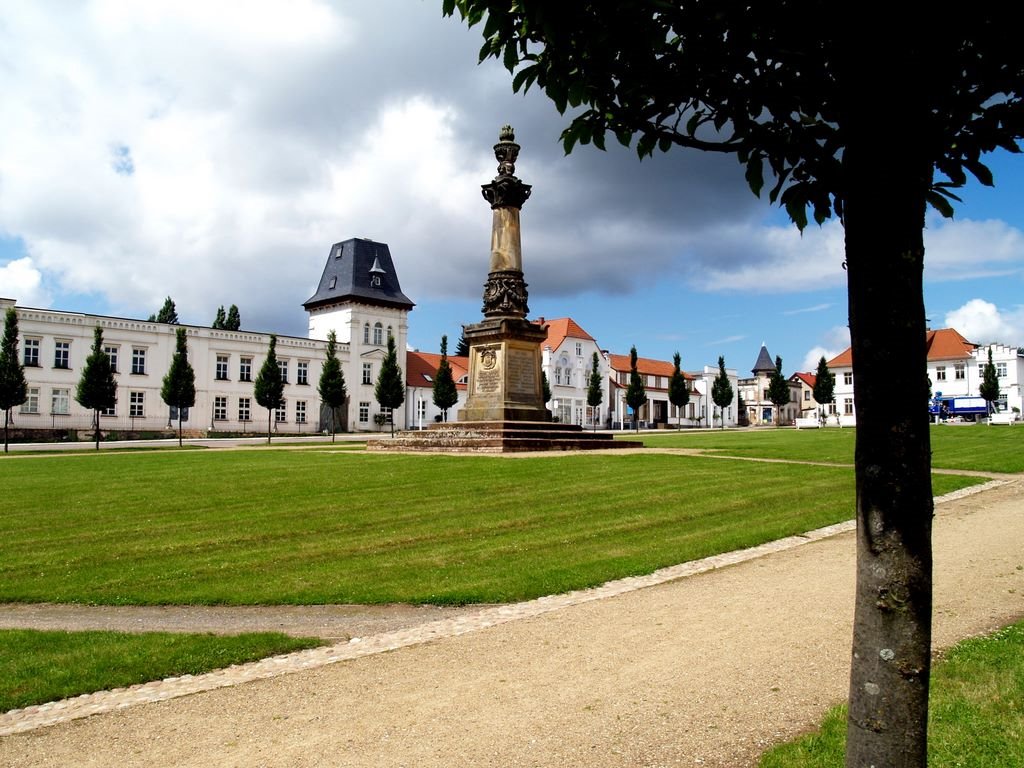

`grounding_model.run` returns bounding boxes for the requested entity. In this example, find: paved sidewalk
[1,480,1021,766]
